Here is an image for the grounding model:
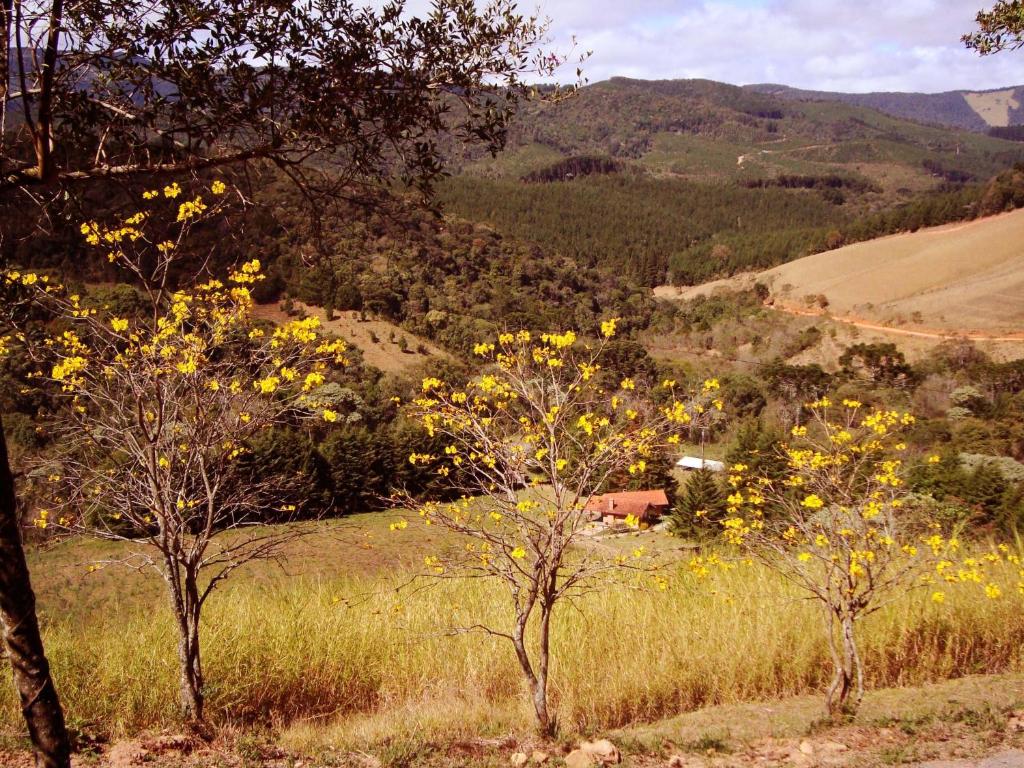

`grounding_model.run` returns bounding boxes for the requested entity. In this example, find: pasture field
[654,208,1024,365]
